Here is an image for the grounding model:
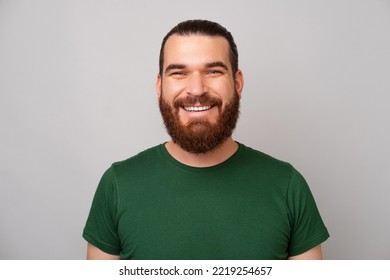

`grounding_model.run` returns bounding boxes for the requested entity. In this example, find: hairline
[162,34,232,75]
[159,33,238,78]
